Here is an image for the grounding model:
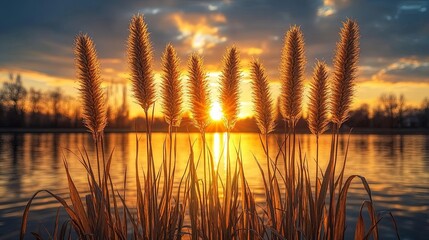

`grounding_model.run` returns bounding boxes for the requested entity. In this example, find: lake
[0,133,428,239]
